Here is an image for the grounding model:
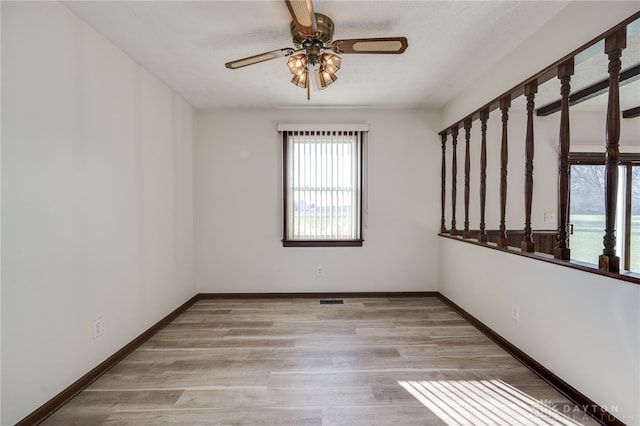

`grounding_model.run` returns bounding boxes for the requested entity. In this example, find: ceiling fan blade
[331,37,408,54]
[225,48,295,69]
[284,0,317,37]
